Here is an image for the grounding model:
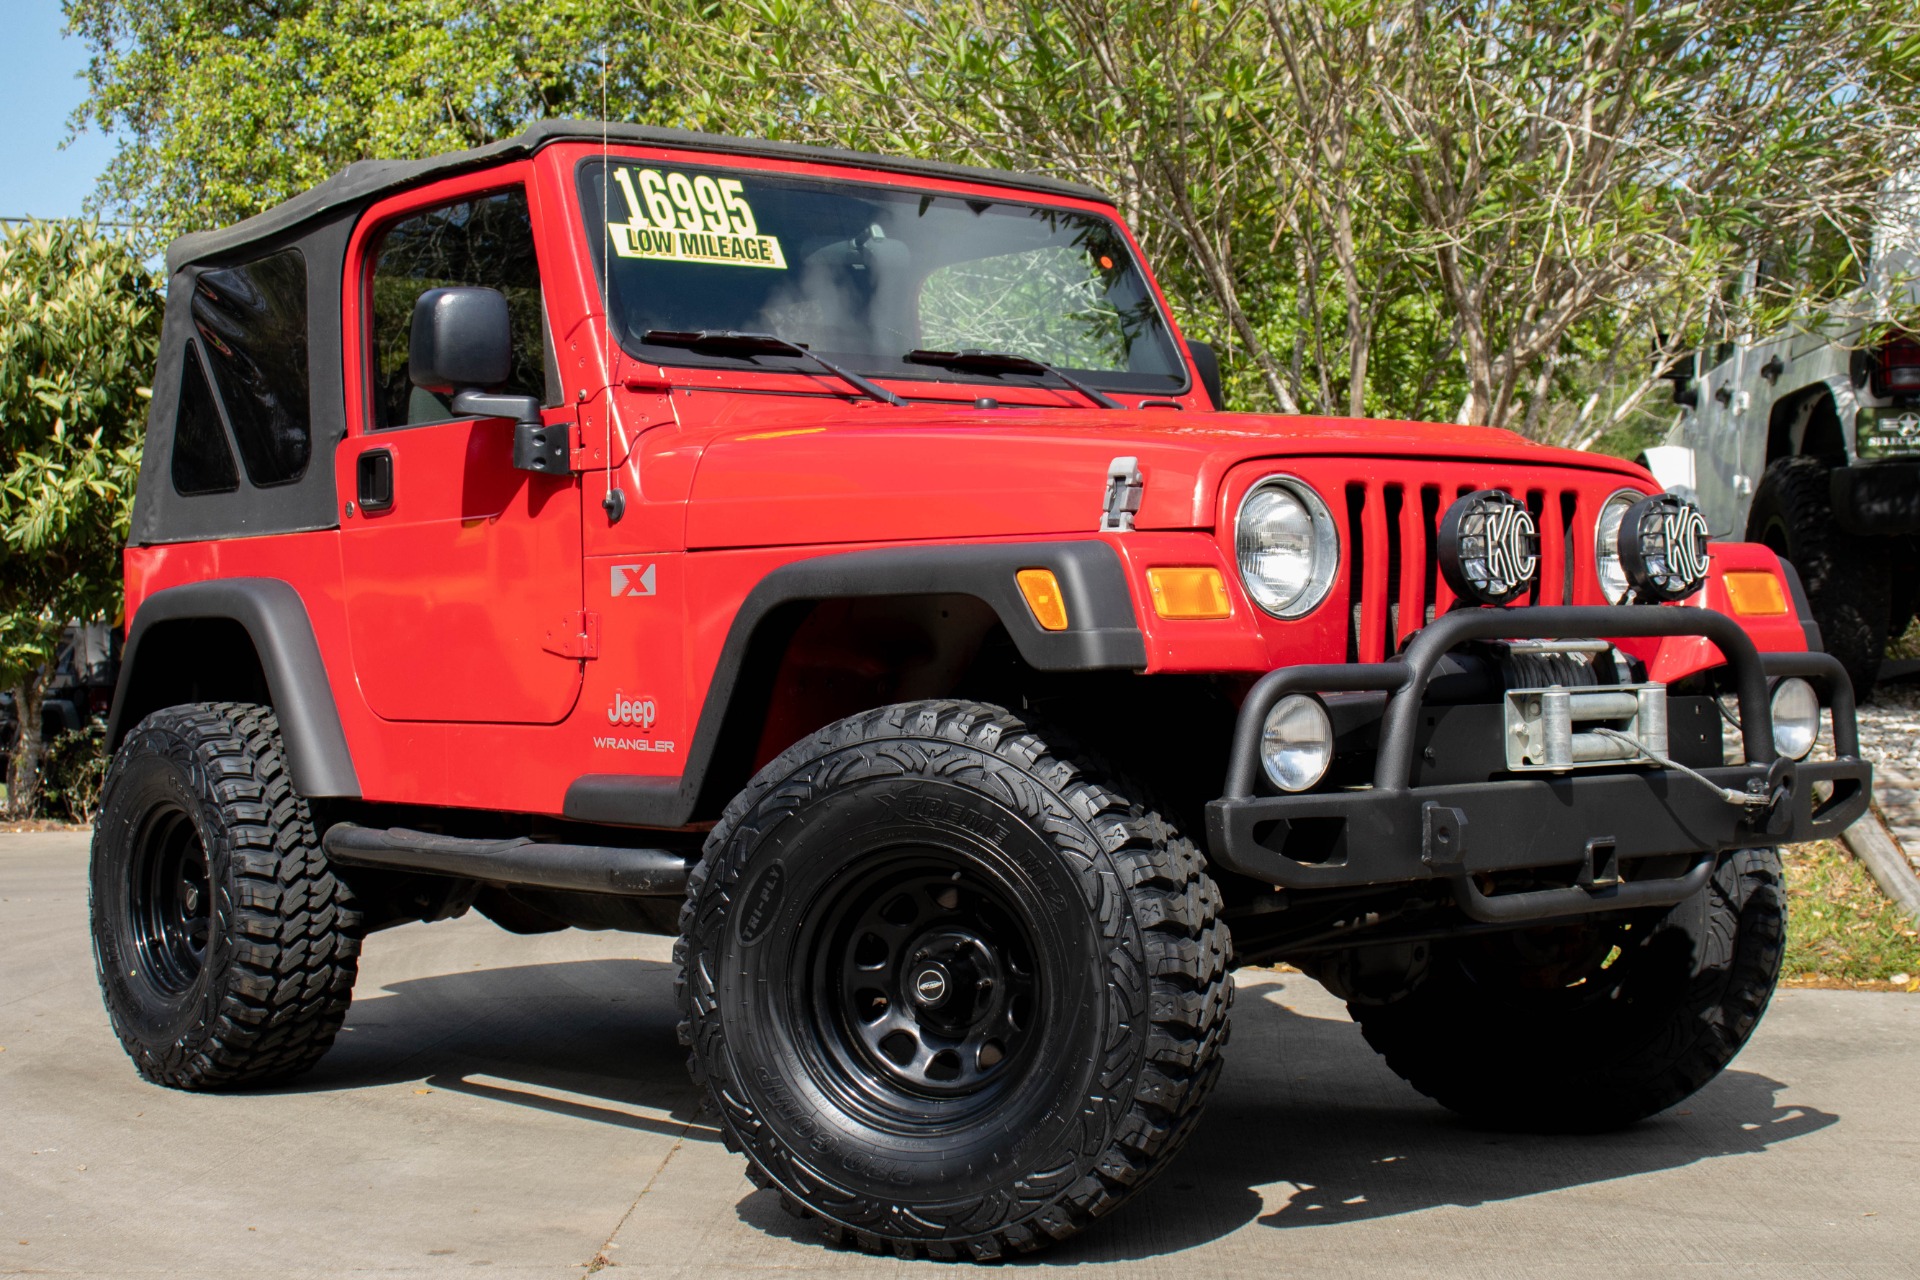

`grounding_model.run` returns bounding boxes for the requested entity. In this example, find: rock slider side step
[322,822,692,897]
